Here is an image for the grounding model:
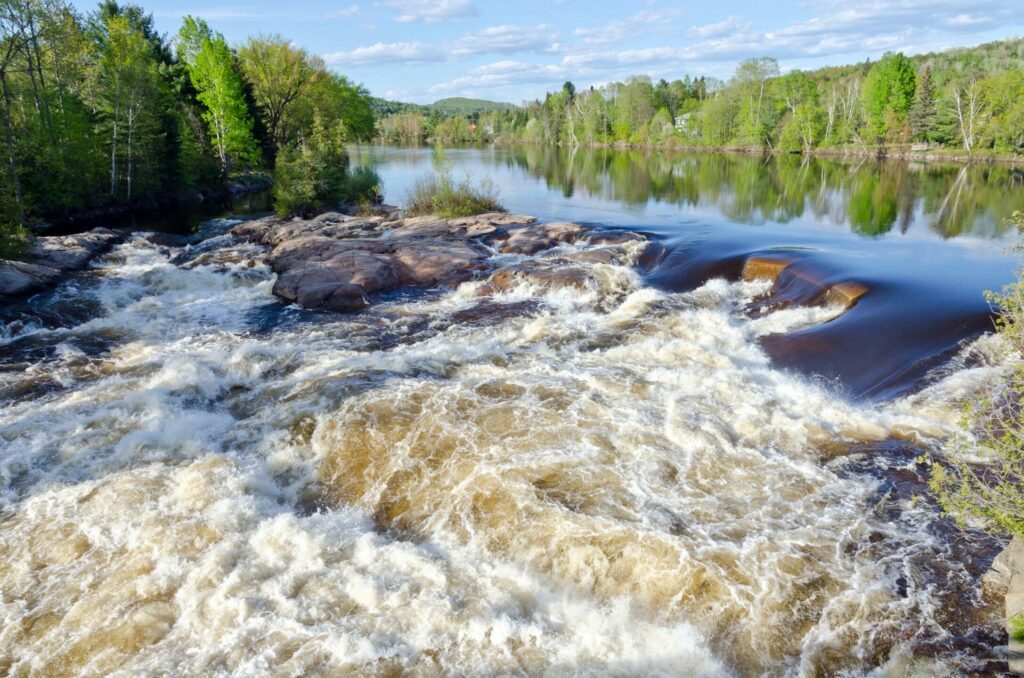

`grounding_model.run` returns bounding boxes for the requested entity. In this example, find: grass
[404,146,505,218]
[405,174,504,218]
